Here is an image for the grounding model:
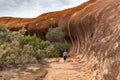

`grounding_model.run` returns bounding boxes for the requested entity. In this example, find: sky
[0,0,88,18]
